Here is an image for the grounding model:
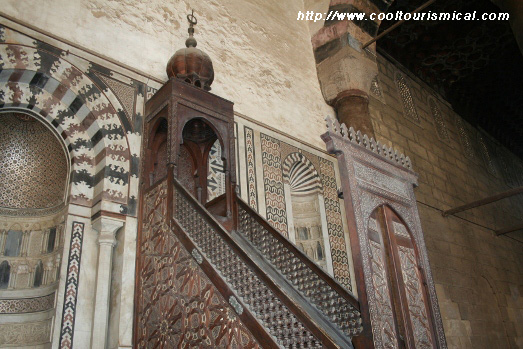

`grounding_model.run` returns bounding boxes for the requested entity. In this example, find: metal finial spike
[186,9,198,47]
[187,9,197,29]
